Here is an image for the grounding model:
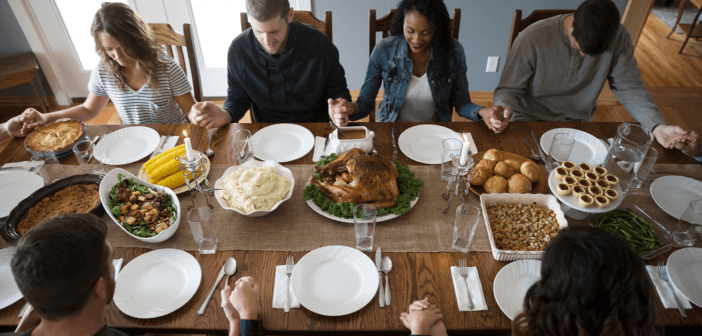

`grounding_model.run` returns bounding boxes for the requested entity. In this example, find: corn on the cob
[156,169,202,189]
[145,148,187,179]
[143,144,185,172]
